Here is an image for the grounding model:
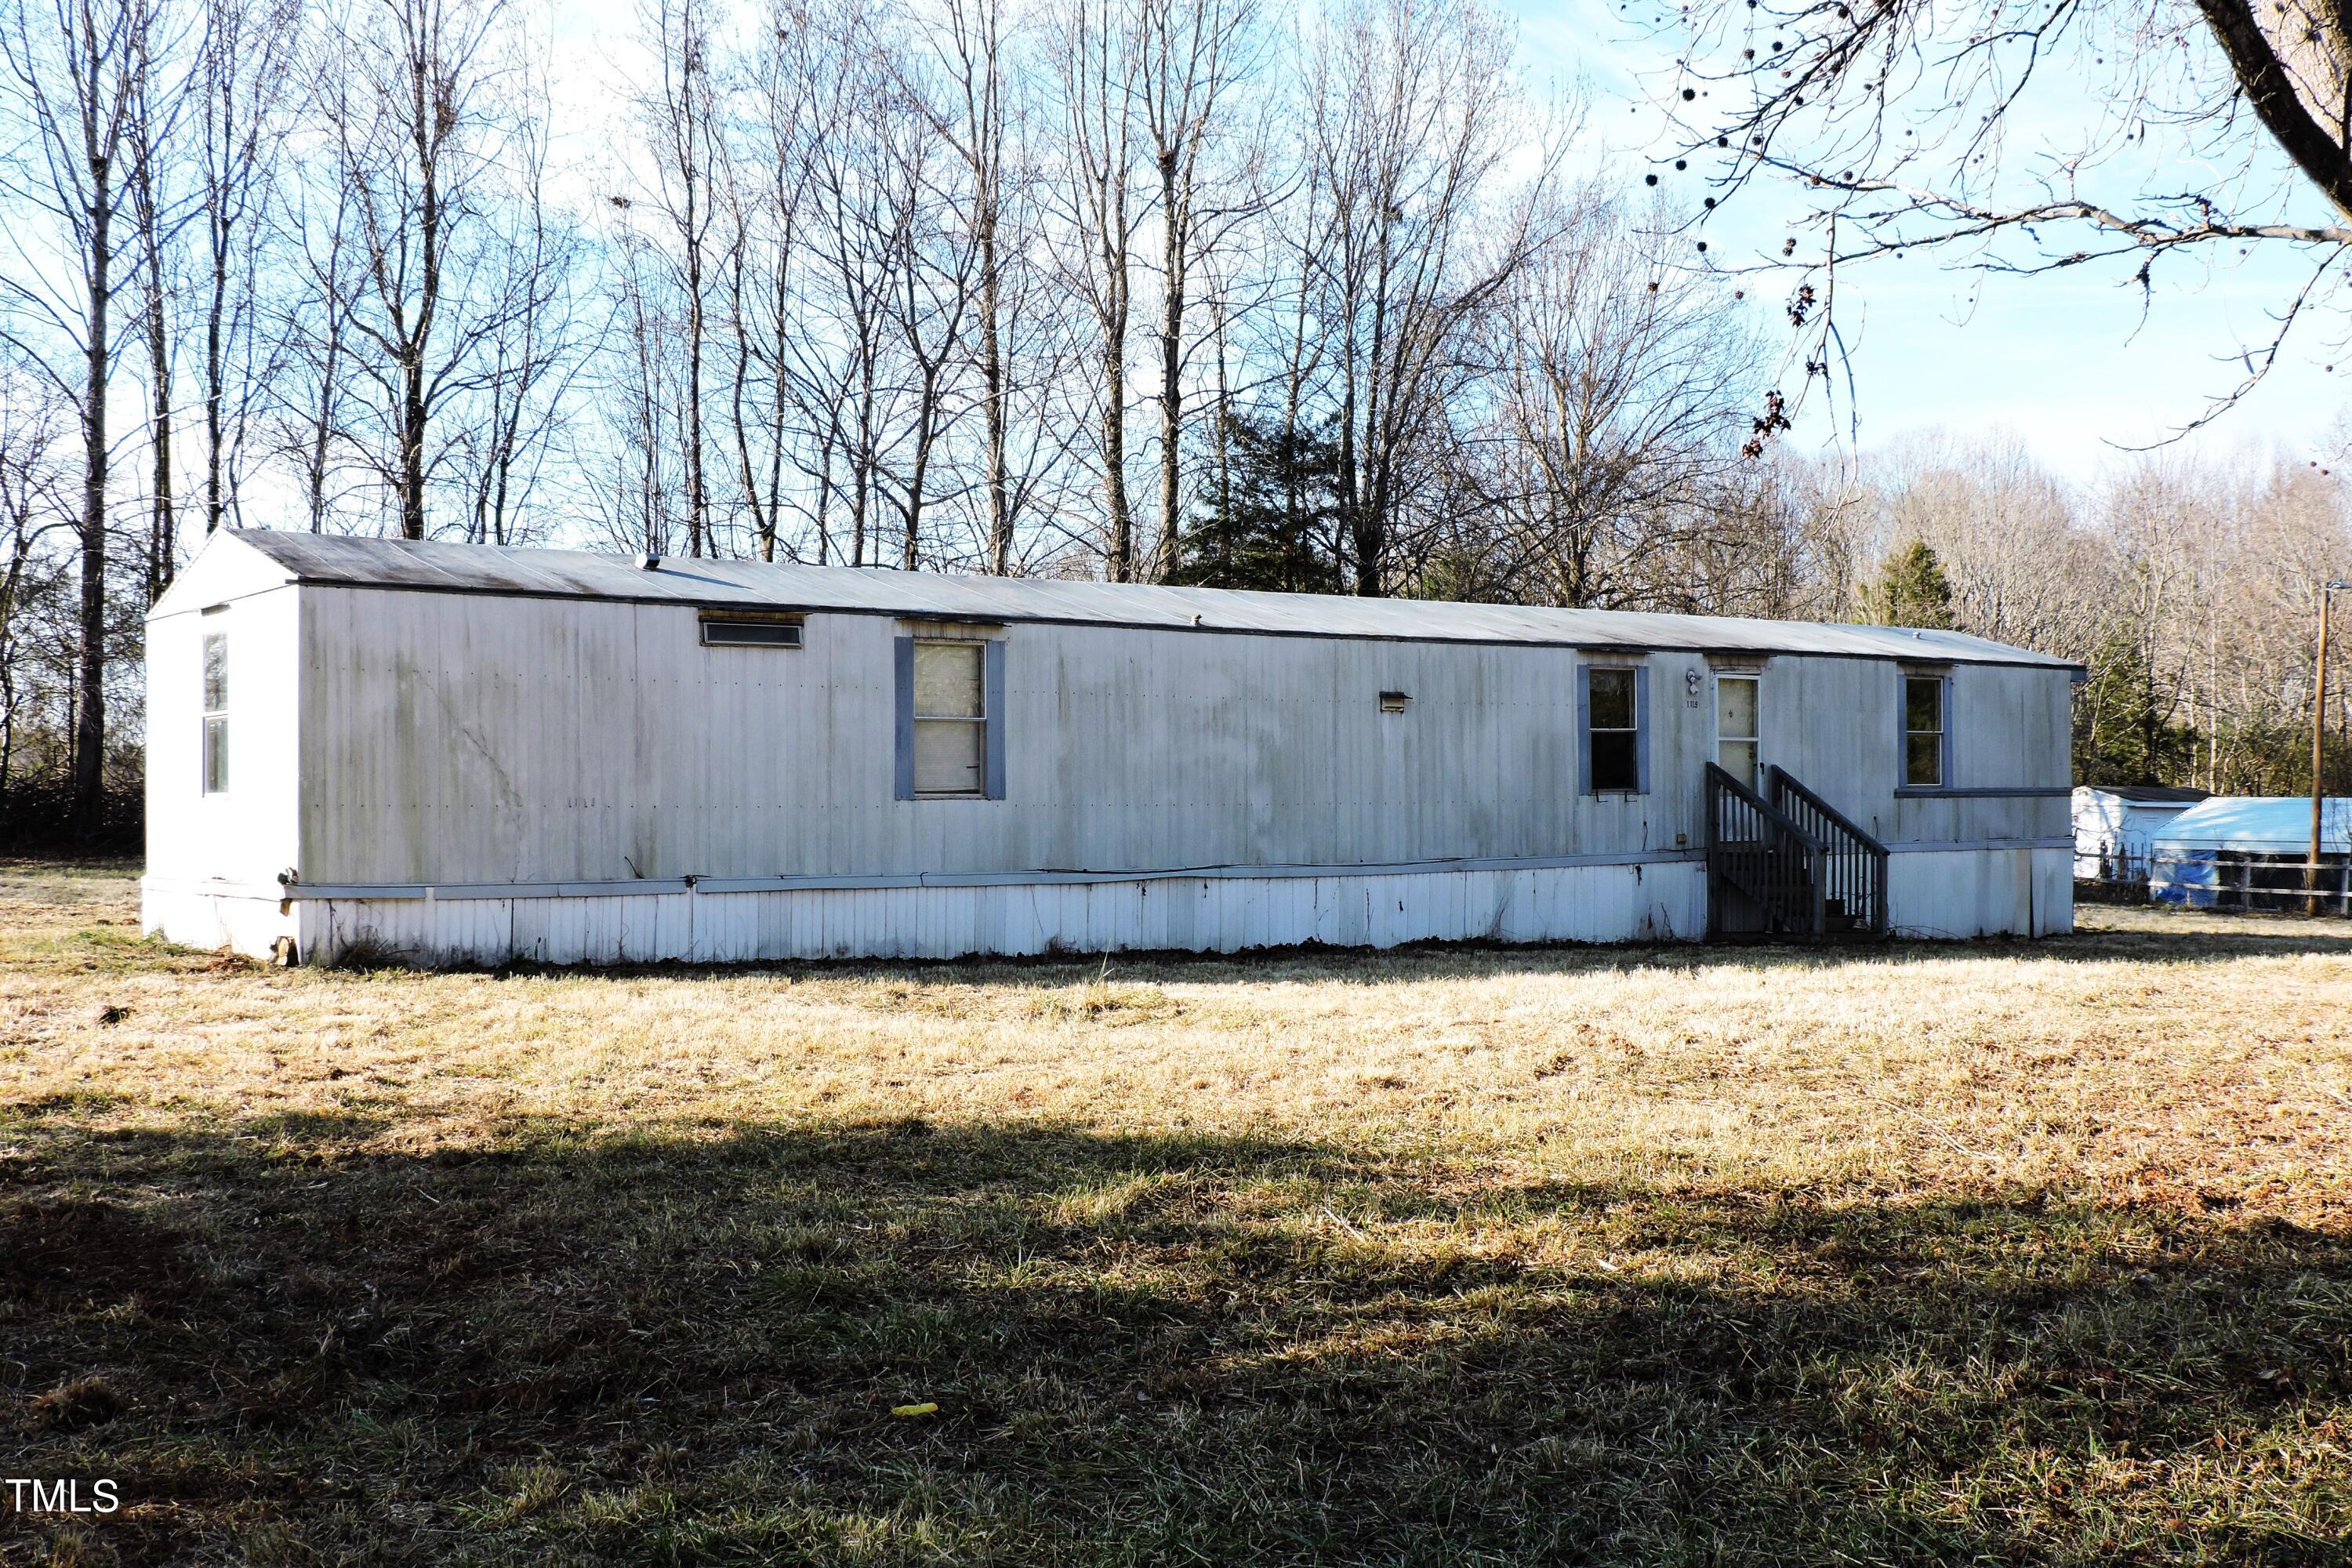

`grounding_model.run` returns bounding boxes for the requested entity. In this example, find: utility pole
[2310,579,2351,915]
